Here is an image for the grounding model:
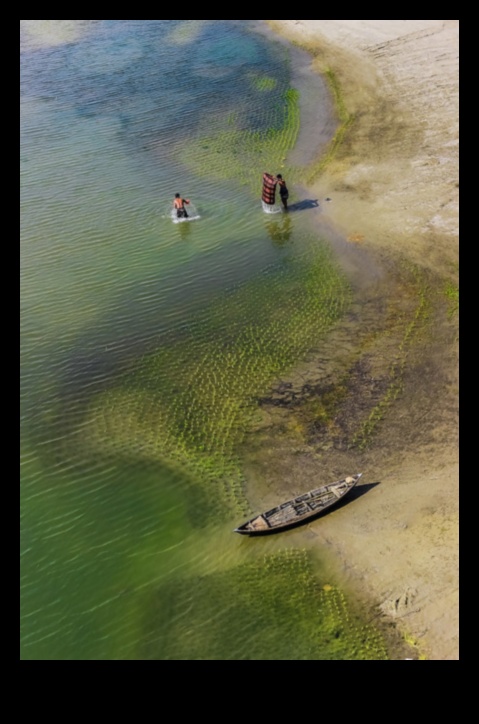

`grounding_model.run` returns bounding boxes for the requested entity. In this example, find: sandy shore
[262,20,459,660]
